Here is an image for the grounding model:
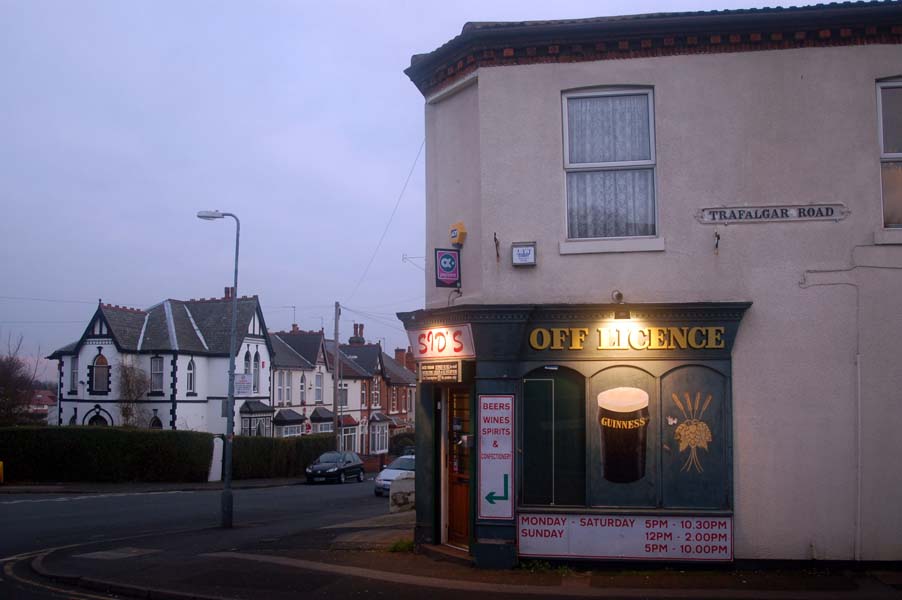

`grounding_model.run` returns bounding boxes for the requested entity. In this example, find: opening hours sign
[478,394,514,520]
